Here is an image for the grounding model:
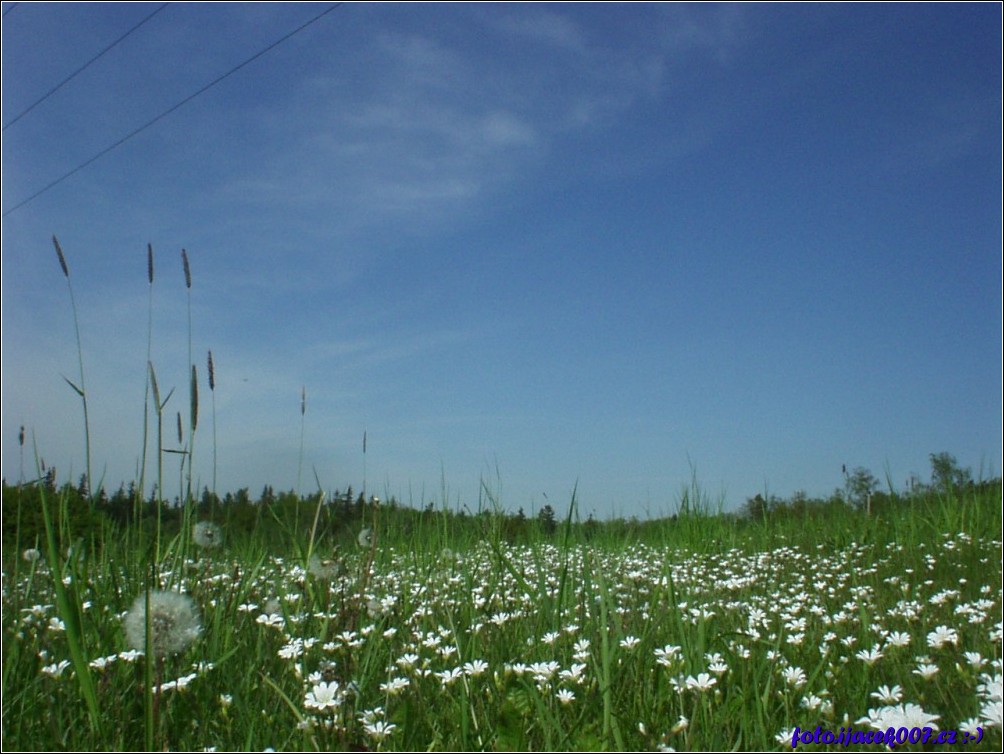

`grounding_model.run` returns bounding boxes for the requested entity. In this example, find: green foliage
[930,451,975,494]
[537,504,557,537]
[4,481,1000,751]
[845,466,880,509]
[6,468,1001,558]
